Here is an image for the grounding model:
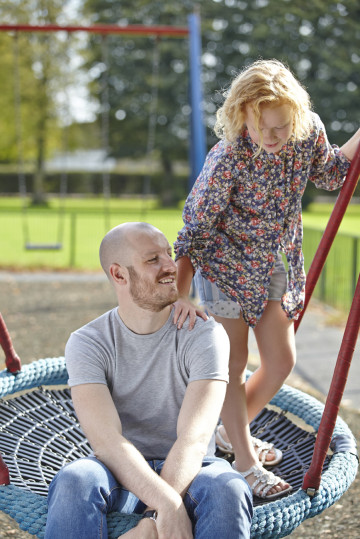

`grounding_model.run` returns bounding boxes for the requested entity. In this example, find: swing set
[5,15,206,251]
[0,15,360,539]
